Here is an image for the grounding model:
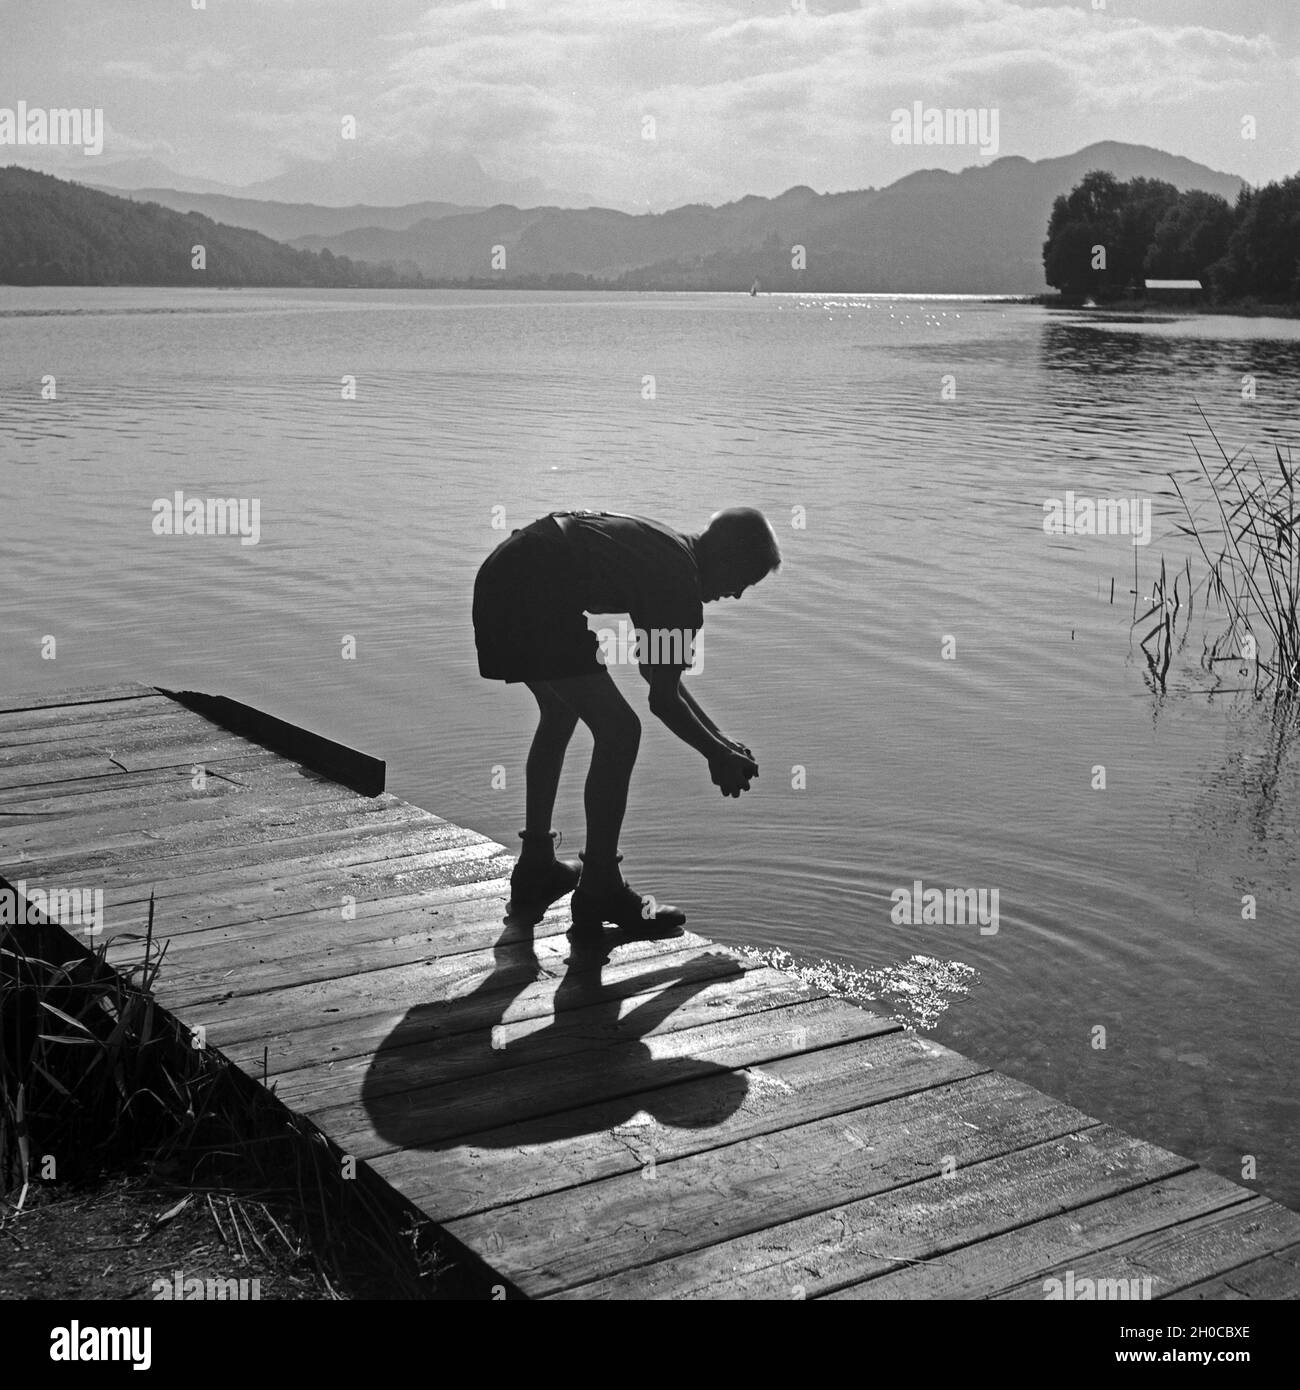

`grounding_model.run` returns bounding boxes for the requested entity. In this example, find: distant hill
[82,186,479,243]
[0,167,425,287]
[290,142,1244,293]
